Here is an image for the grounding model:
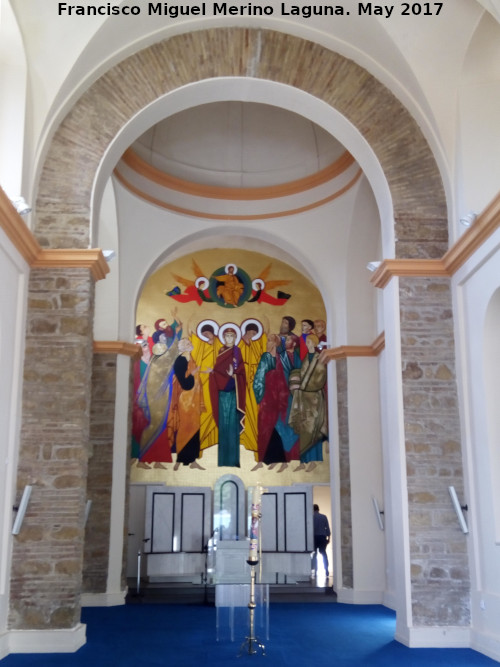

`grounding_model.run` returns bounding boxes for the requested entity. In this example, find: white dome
[132,101,347,188]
